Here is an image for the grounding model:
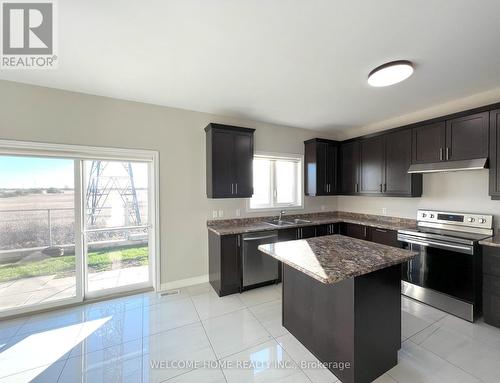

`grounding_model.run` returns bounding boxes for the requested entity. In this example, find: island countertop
[258,234,417,284]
